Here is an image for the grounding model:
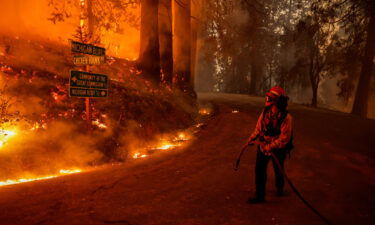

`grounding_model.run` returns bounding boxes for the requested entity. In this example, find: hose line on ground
[233,143,334,225]
[270,152,334,225]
